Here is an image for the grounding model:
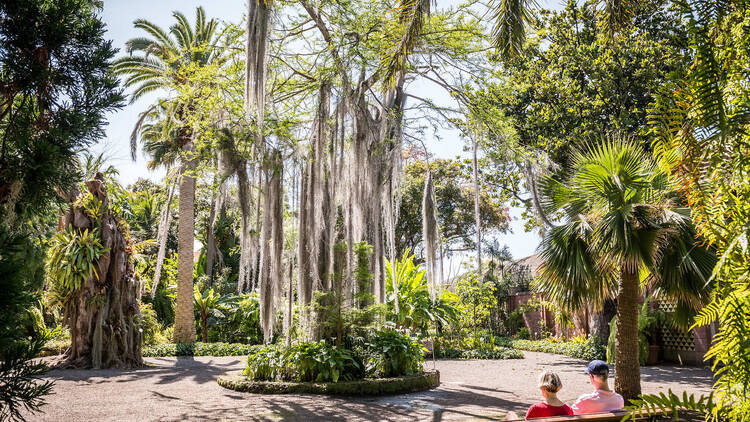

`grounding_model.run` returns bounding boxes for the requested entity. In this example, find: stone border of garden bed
[217,370,440,395]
